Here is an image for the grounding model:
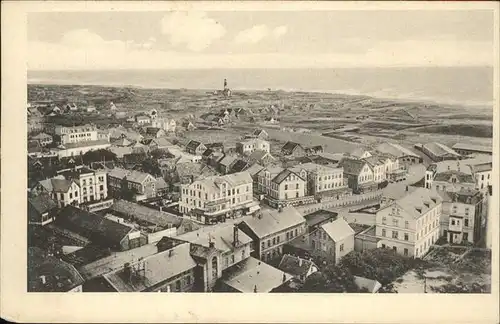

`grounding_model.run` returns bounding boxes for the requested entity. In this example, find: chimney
[233,225,239,246]
[124,262,132,282]
[40,275,46,285]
